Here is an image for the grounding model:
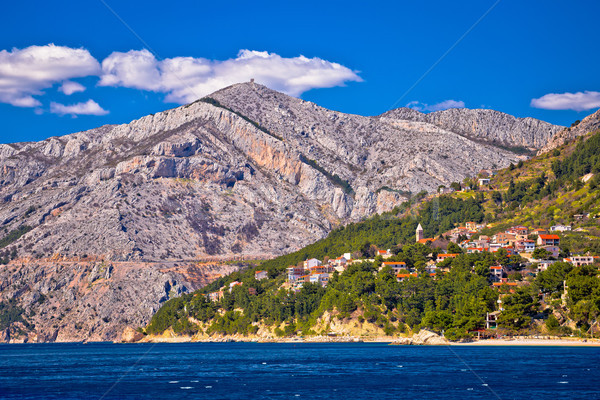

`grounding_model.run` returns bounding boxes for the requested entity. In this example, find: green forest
[146,244,600,340]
